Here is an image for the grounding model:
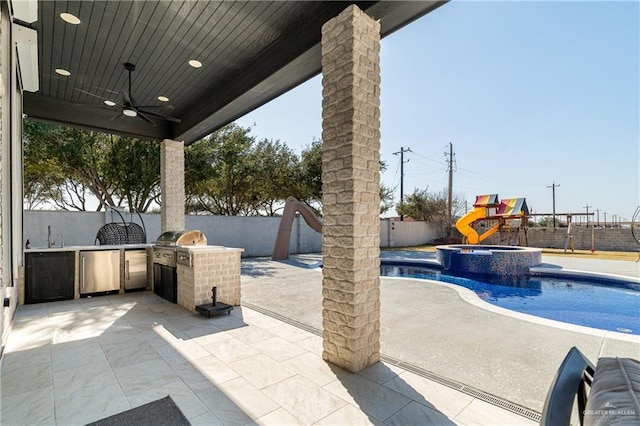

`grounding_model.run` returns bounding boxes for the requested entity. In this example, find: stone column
[321,5,381,372]
[160,139,185,232]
